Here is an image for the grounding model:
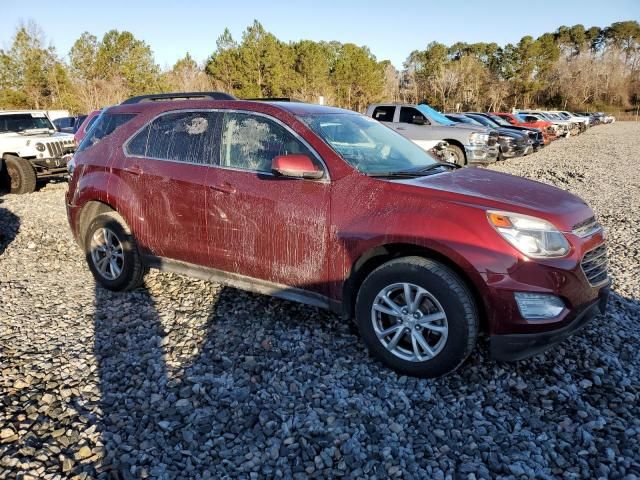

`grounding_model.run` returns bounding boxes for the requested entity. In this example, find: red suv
[66,92,609,378]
